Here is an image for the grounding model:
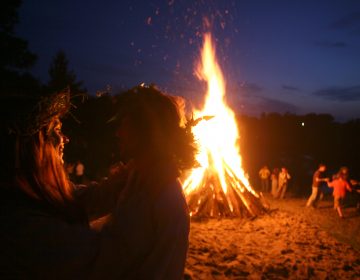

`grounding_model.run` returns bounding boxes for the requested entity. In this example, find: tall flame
[183,33,258,216]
